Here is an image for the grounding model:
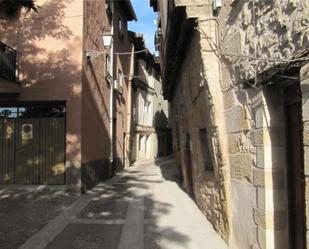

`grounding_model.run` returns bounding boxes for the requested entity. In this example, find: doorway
[184,133,194,198]
[285,83,305,249]
[0,104,66,185]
